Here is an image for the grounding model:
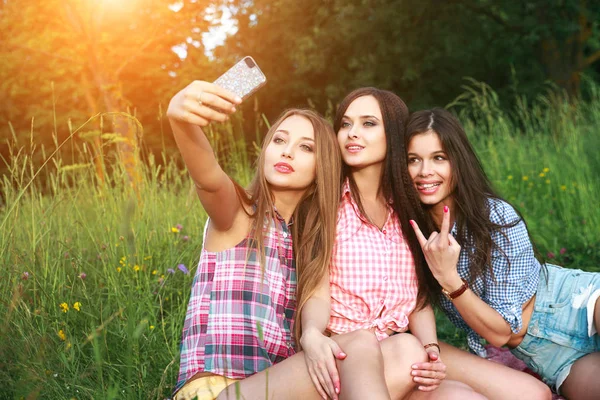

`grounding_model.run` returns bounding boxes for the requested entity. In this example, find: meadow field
[1,84,599,399]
